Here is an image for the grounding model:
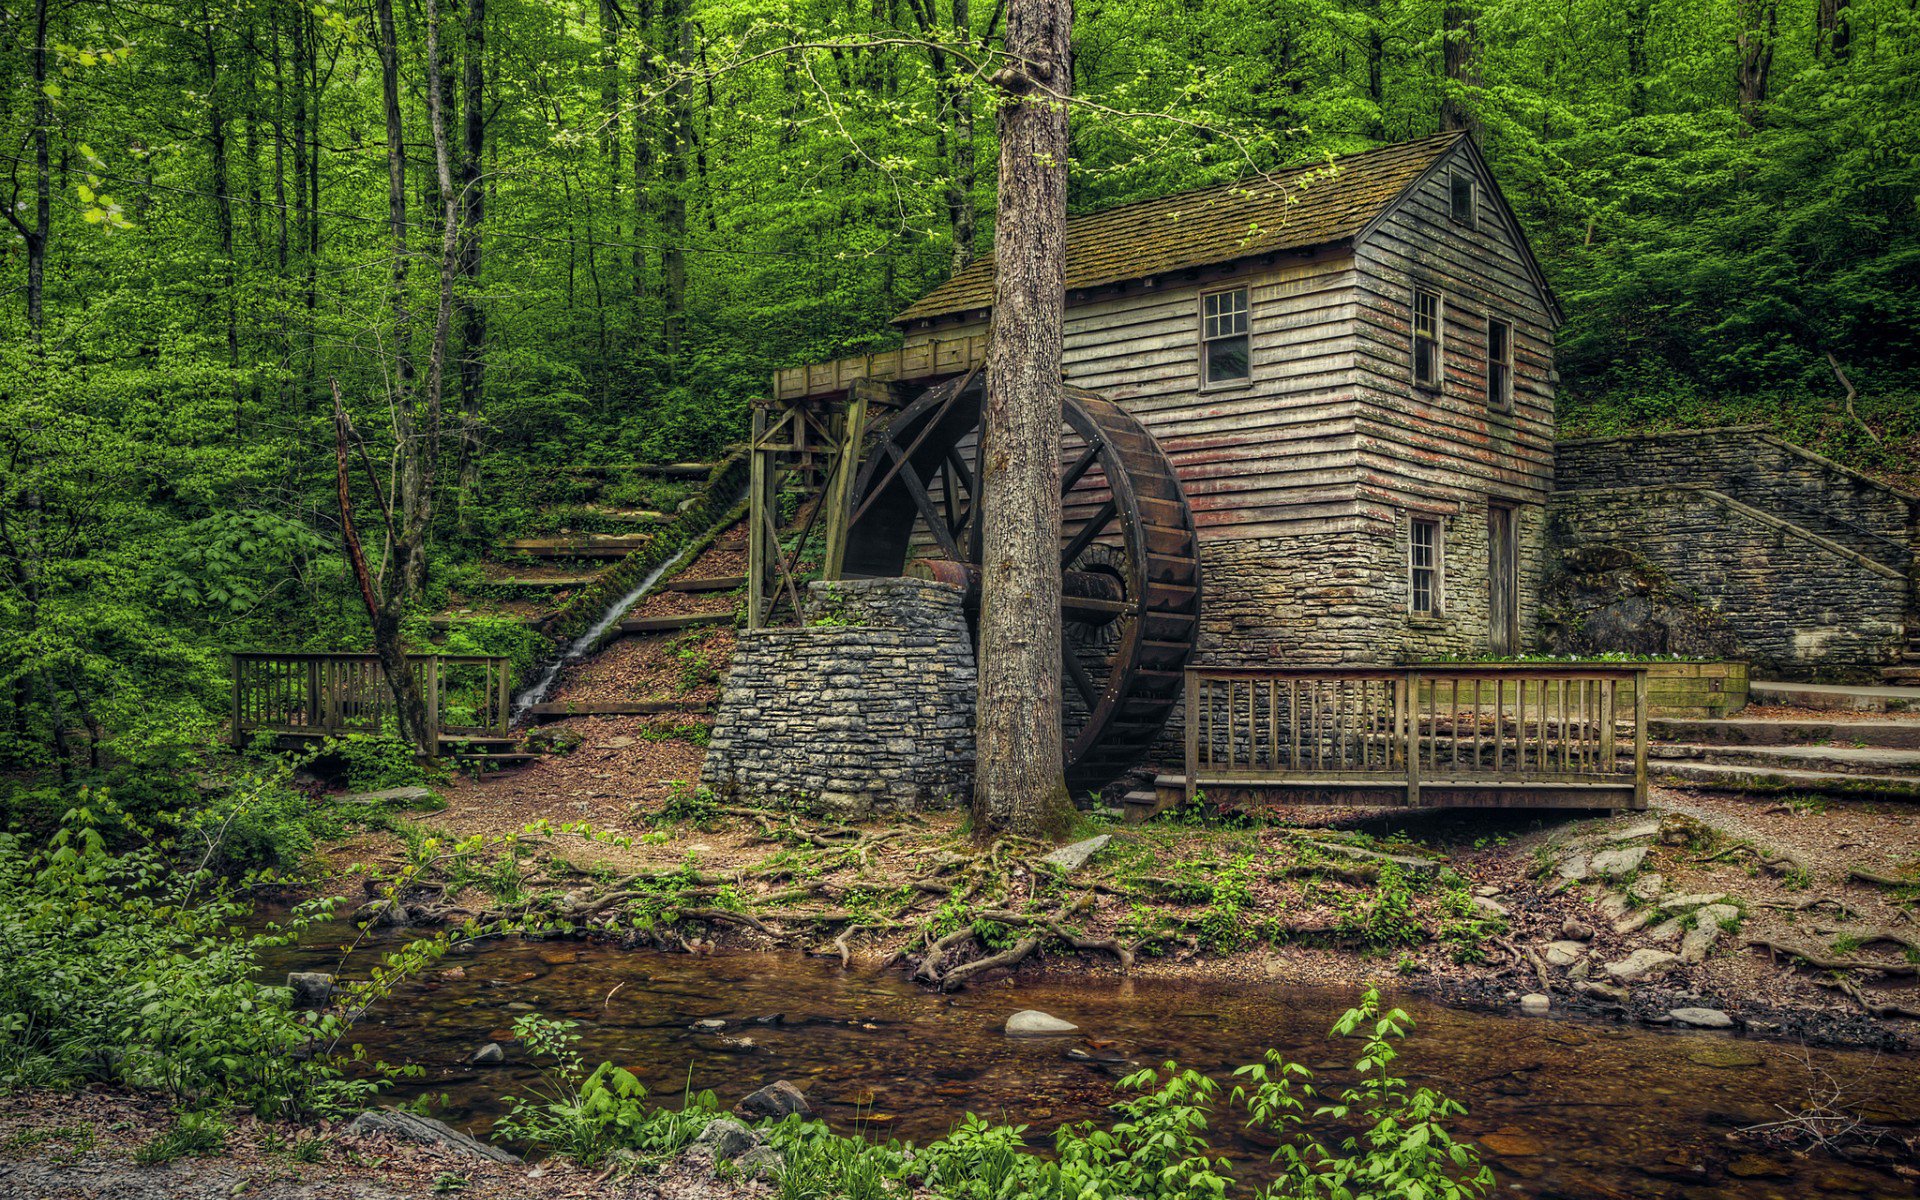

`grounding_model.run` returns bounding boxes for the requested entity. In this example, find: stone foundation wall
[699,578,975,817]
[1548,486,1907,676]
[1192,502,1546,668]
[1557,428,1917,573]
